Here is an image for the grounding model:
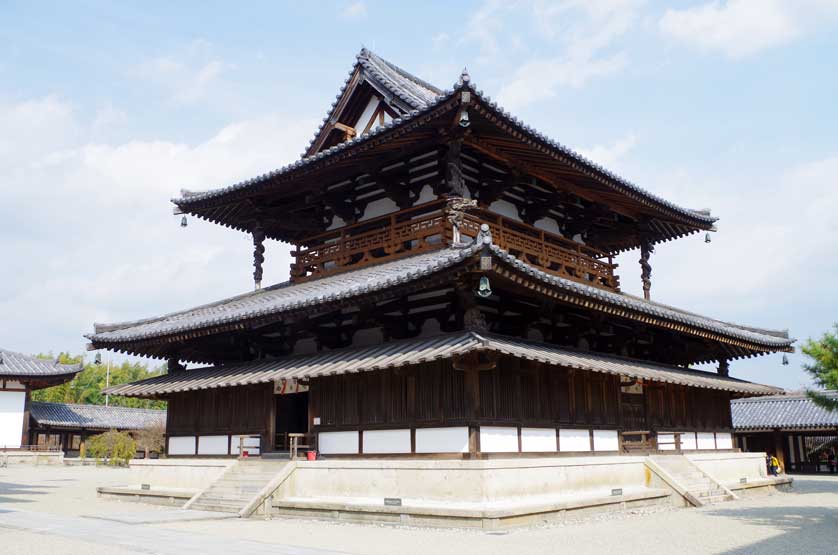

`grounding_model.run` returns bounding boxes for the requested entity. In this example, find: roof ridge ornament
[445,197,478,245]
[458,67,470,86]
